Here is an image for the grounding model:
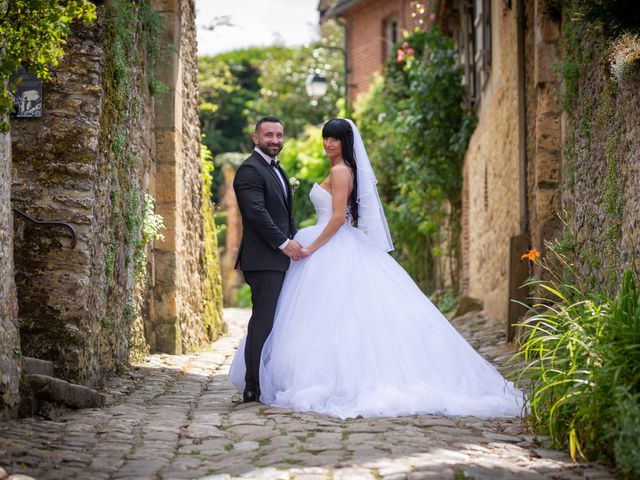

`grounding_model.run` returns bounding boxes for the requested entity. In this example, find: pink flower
[396,49,406,62]
[402,42,410,49]
[406,48,415,56]
[429,13,436,21]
